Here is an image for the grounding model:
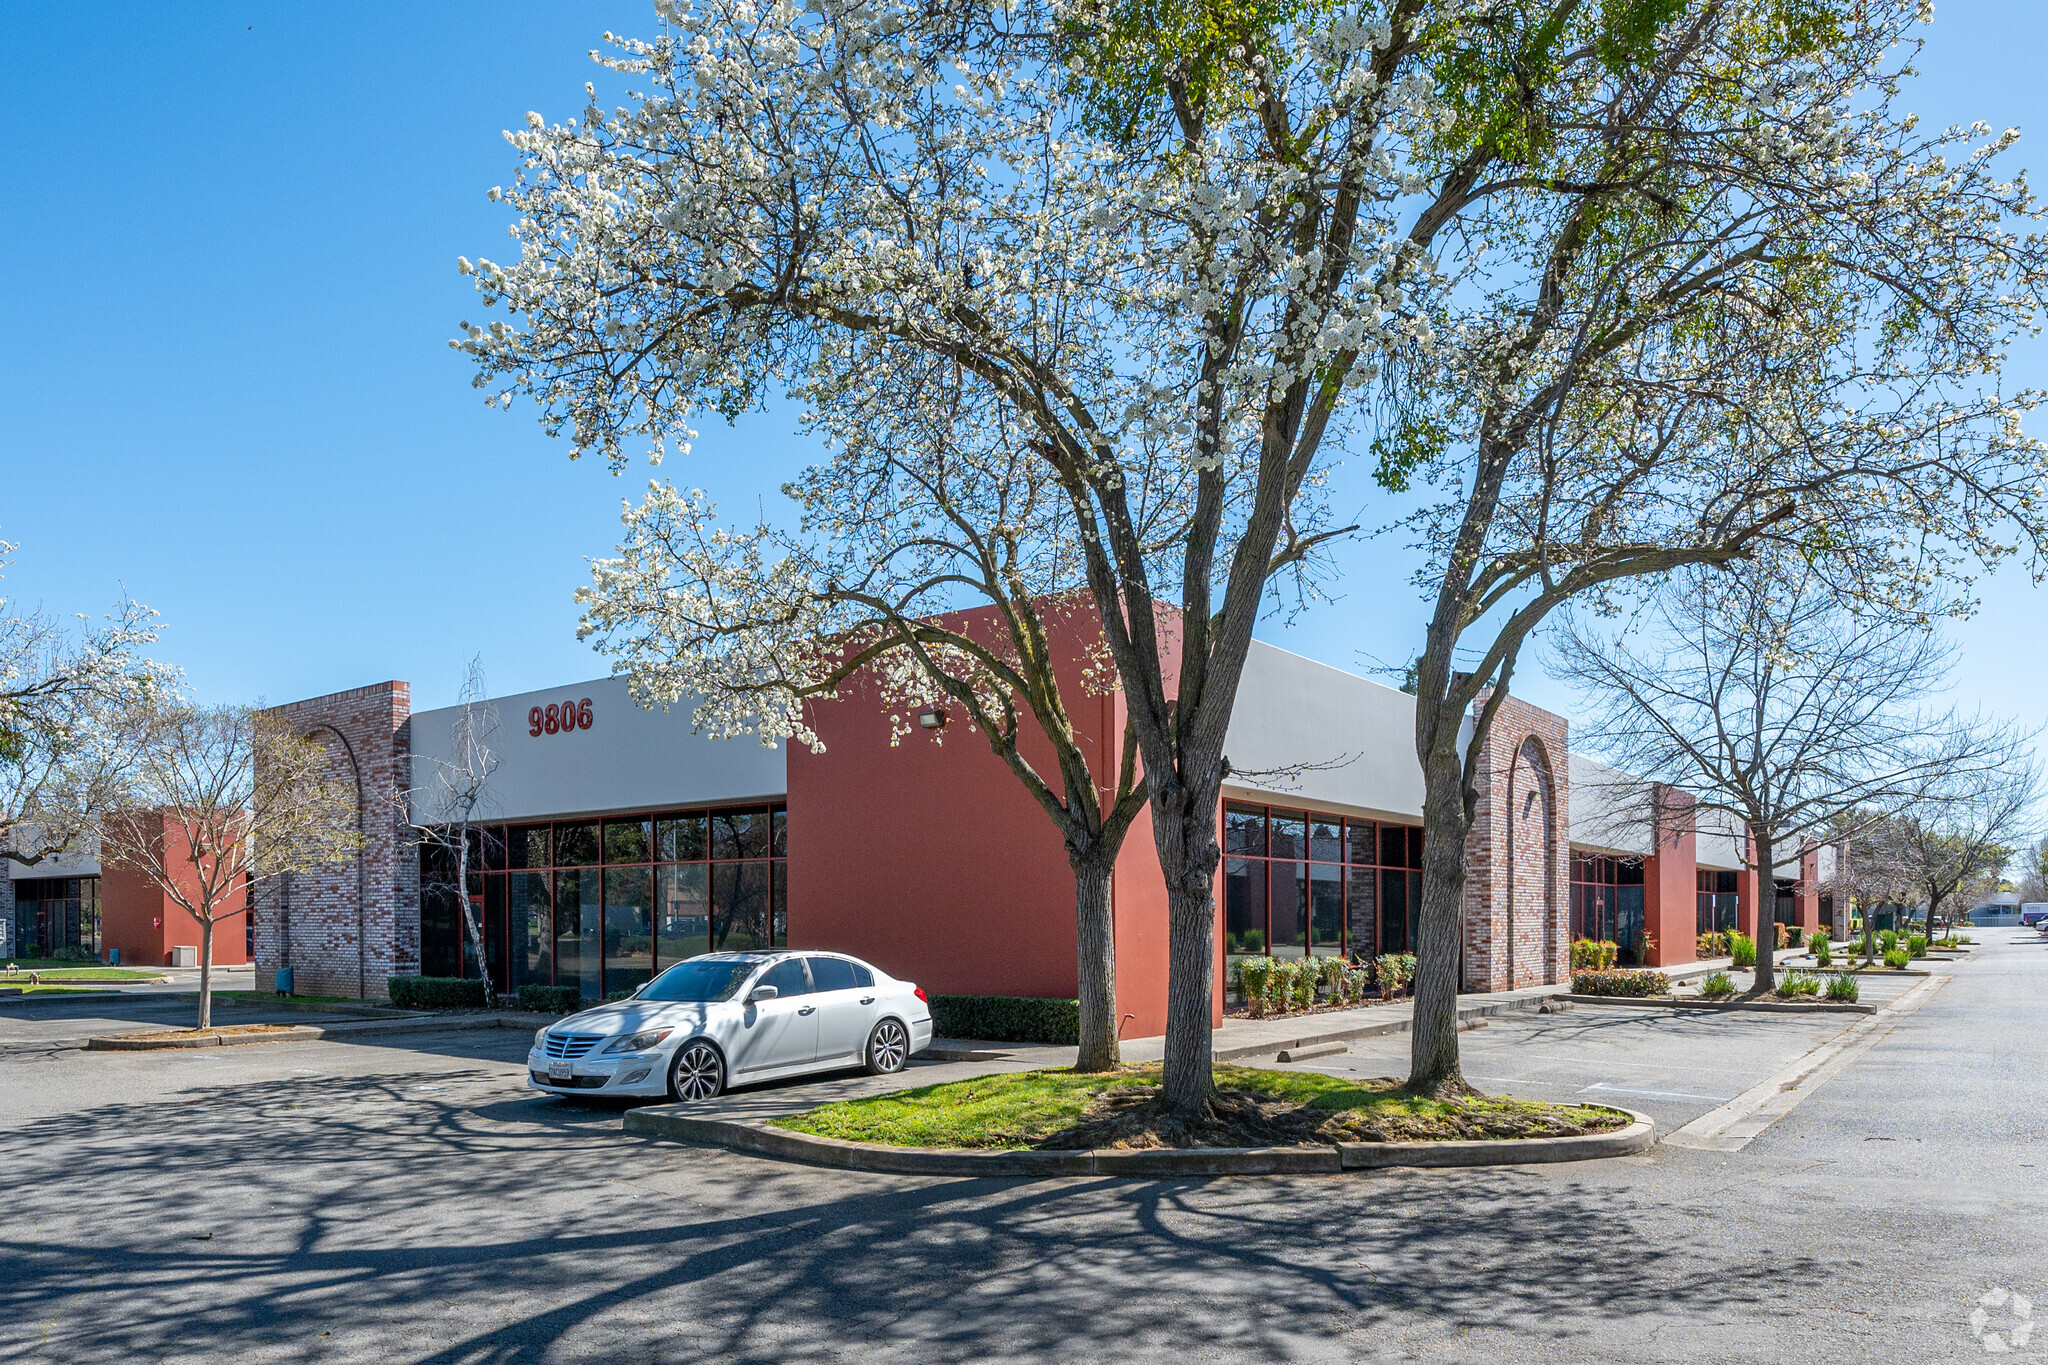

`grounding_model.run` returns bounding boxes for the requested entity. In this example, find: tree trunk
[1748,833,1777,997]
[1071,853,1120,1072]
[197,916,215,1031]
[1409,751,1475,1097]
[1154,783,1220,1117]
